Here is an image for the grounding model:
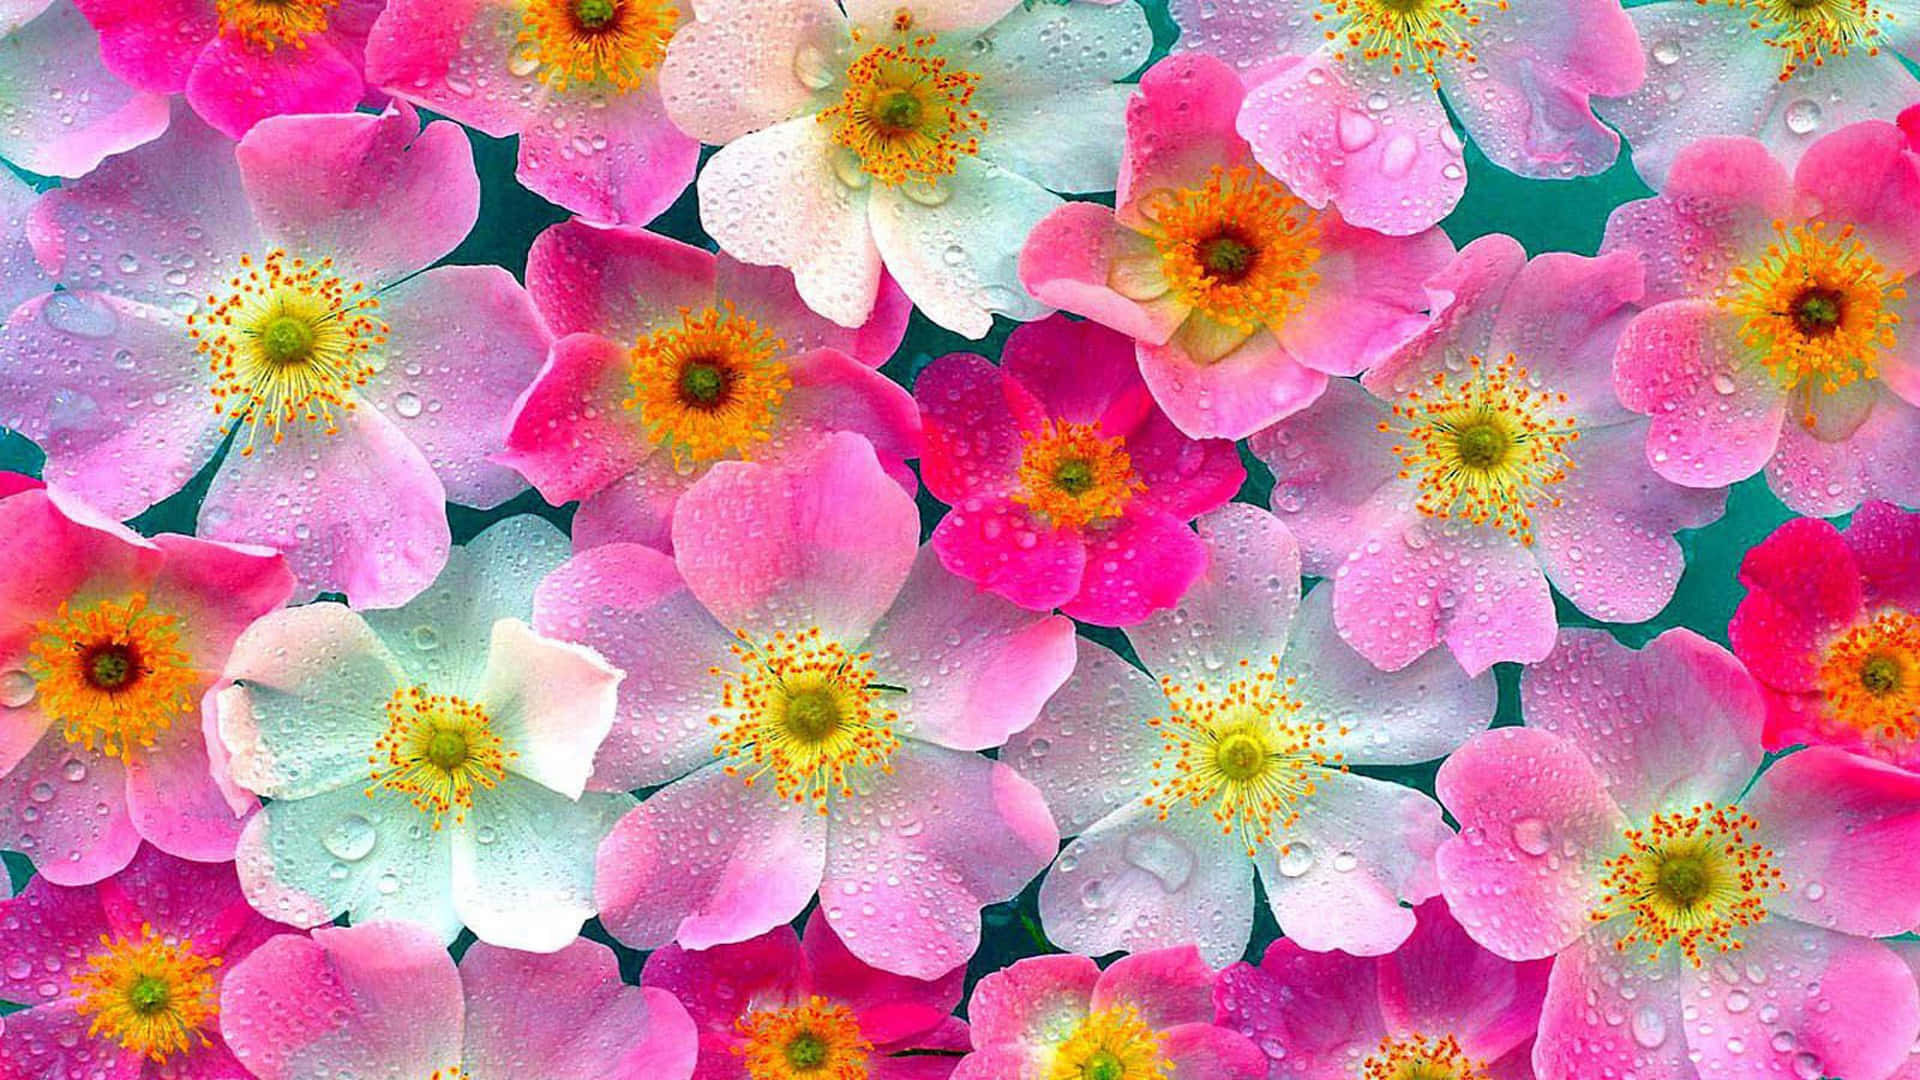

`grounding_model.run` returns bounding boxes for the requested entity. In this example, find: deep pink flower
[219,921,698,1079]
[0,0,167,178]
[552,433,1072,979]
[0,479,291,885]
[499,219,919,552]
[1215,899,1549,1079]
[0,845,299,1078]
[7,105,552,608]
[71,0,385,139]
[1438,628,1920,1080]
[1730,501,1920,770]
[643,909,969,1080]
[953,946,1266,1080]
[1020,53,1453,439]
[915,315,1244,626]
[1169,0,1642,235]
[1252,235,1726,675]
[1606,116,1920,517]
